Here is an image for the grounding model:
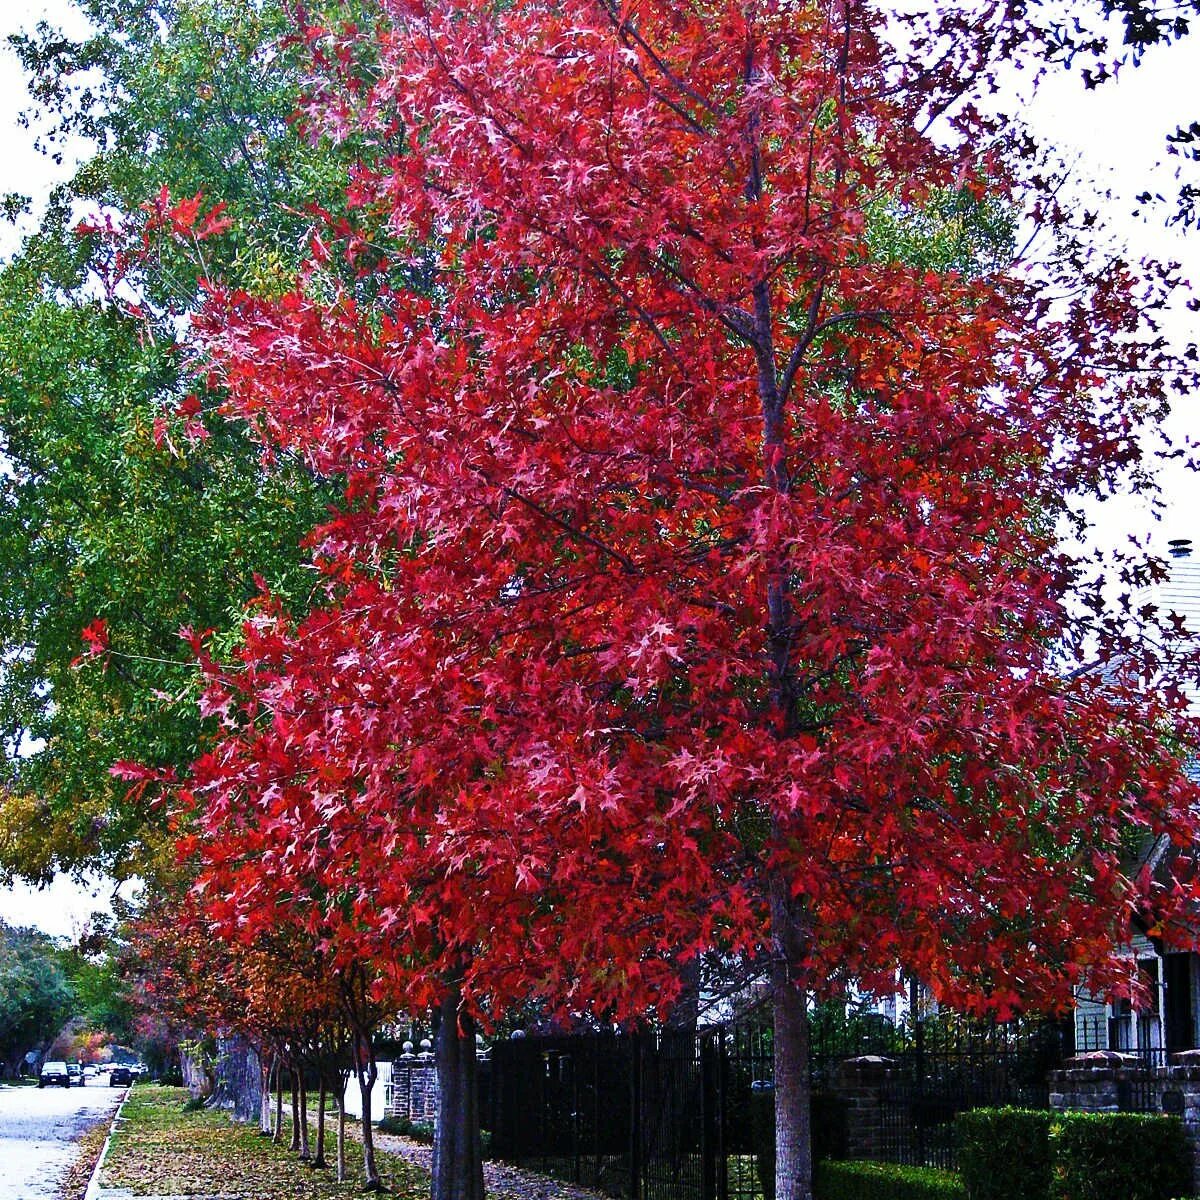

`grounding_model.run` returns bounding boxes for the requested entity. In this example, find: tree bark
[664,955,702,1034]
[314,1074,328,1167]
[356,1041,381,1190]
[338,963,381,1190]
[646,955,703,1169]
[771,881,813,1200]
[289,1066,301,1153]
[259,1051,273,1135]
[432,984,485,1200]
[299,1070,311,1161]
[742,12,815,1192]
[272,1060,284,1143]
[336,1078,348,1183]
